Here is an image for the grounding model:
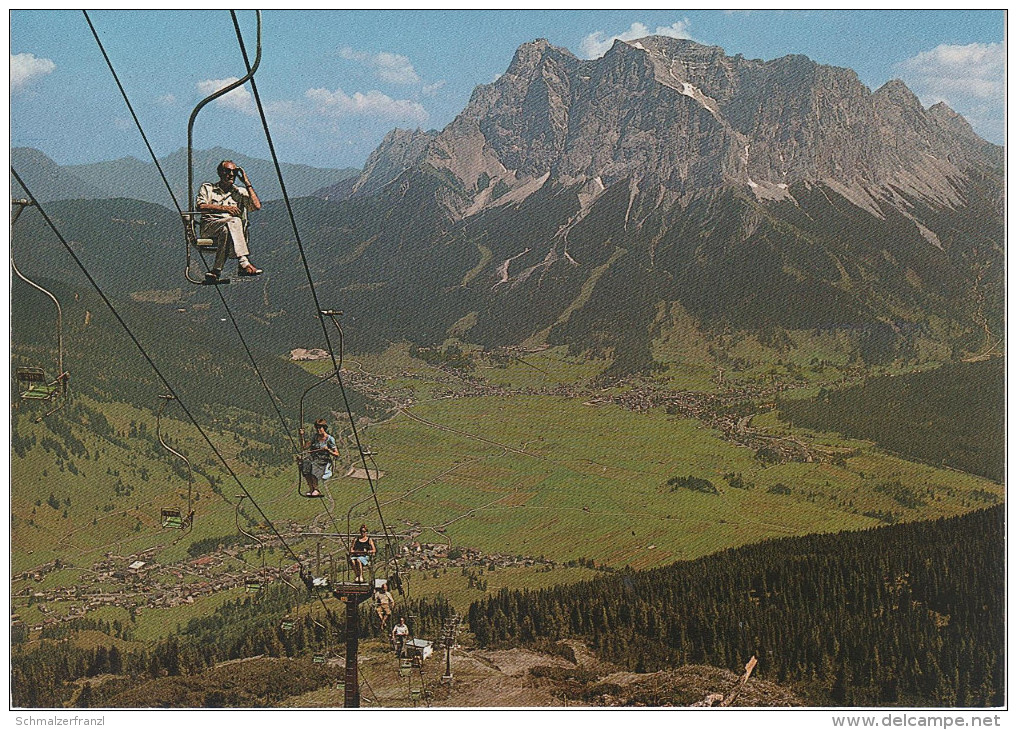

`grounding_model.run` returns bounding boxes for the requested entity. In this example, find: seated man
[196,160,263,281]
